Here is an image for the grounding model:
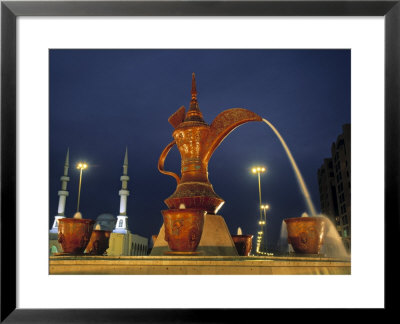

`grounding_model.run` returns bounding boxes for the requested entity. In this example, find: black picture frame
[1,0,398,322]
